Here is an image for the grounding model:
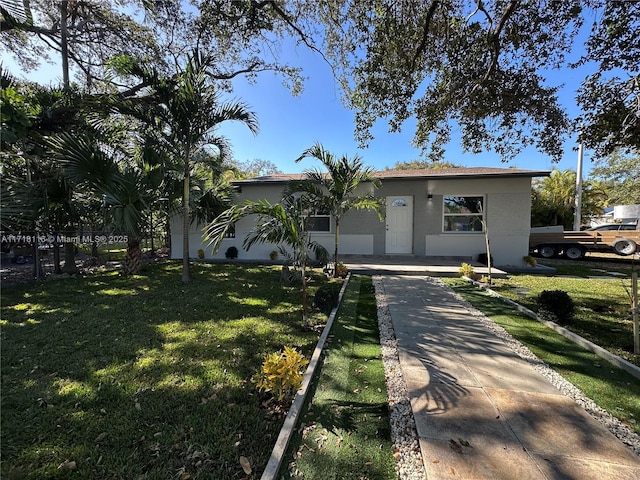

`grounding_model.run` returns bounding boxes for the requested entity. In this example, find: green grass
[444,278,640,435]
[488,272,639,366]
[281,276,397,480]
[1,262,333,479]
